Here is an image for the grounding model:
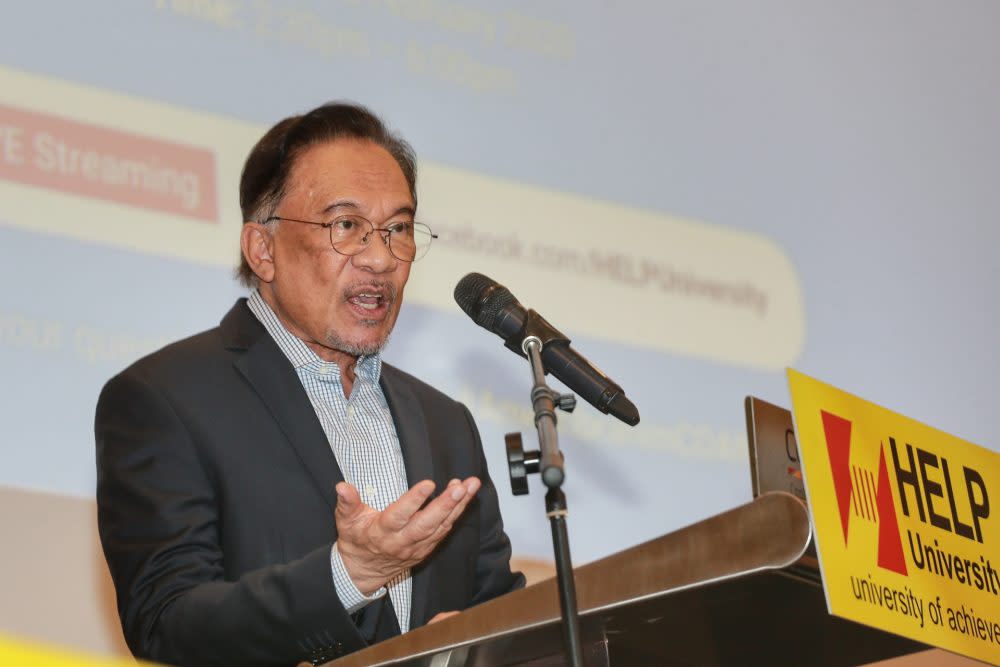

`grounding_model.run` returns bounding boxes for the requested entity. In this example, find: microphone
[454,273,640,426]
